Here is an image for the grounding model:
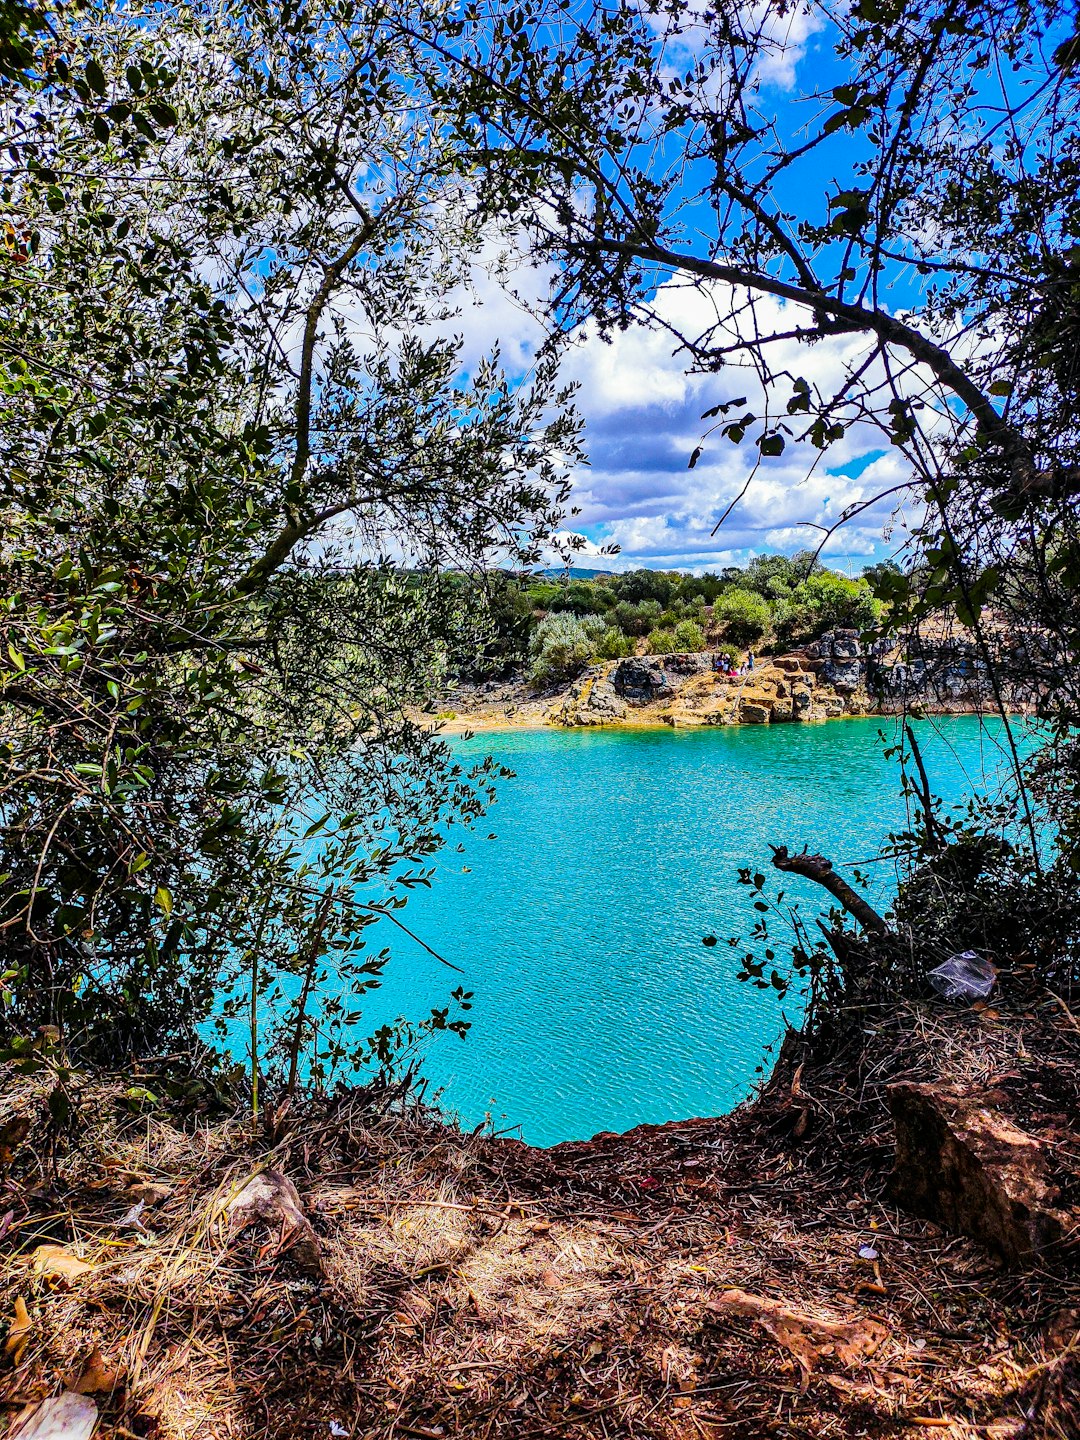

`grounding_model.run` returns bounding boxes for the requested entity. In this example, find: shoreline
[421,637,1035,737]
[427,703,1010,737]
